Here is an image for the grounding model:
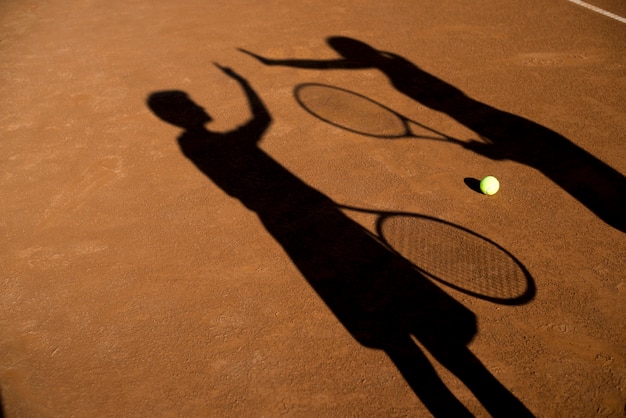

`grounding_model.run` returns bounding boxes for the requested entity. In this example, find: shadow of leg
[385,336,473,417]
[426,344,533,417]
